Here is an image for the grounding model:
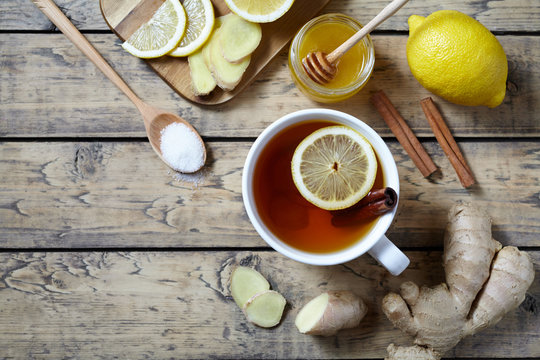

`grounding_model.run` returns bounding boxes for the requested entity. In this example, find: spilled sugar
[160,122,205,173]
[169,168,206,189]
